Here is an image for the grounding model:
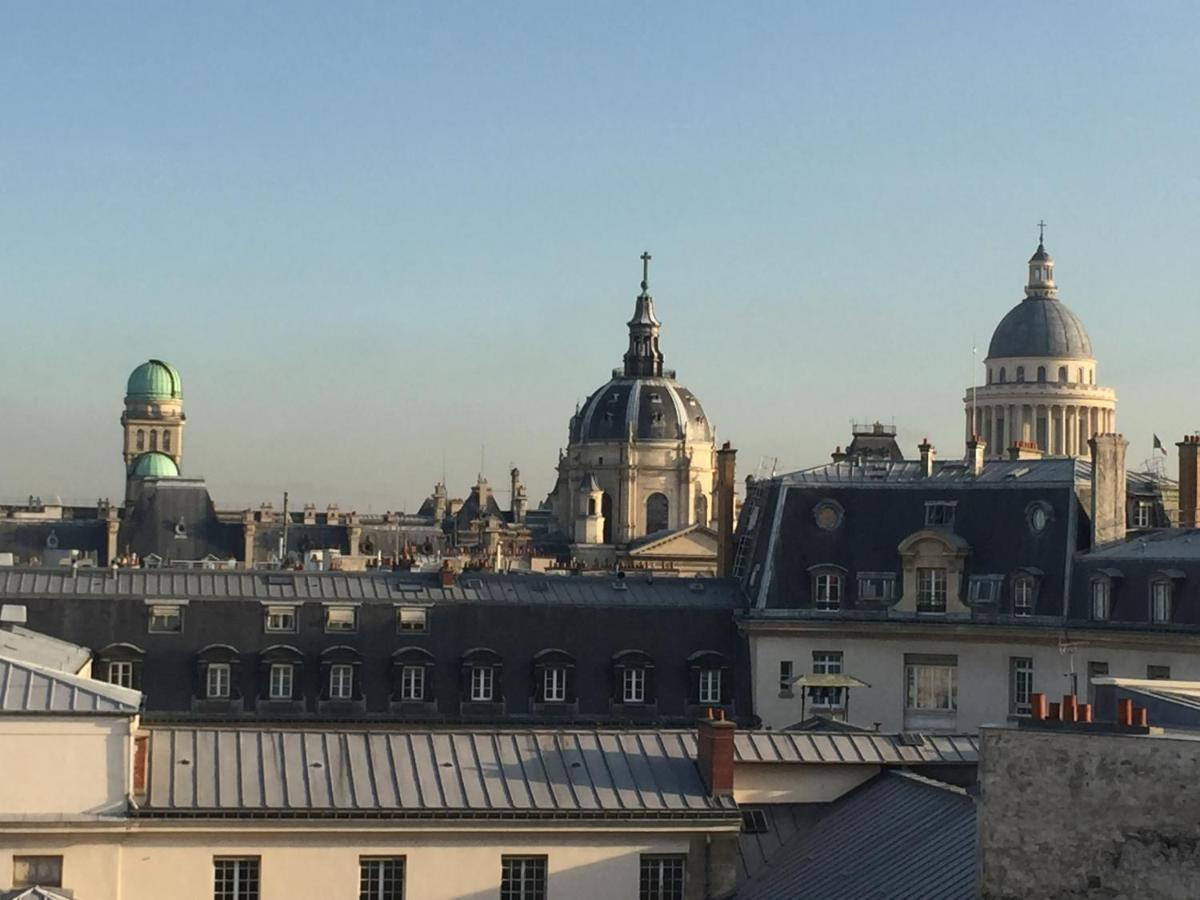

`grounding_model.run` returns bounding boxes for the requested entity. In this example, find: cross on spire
[640,251,651,291]
[1037,219,1047,244]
